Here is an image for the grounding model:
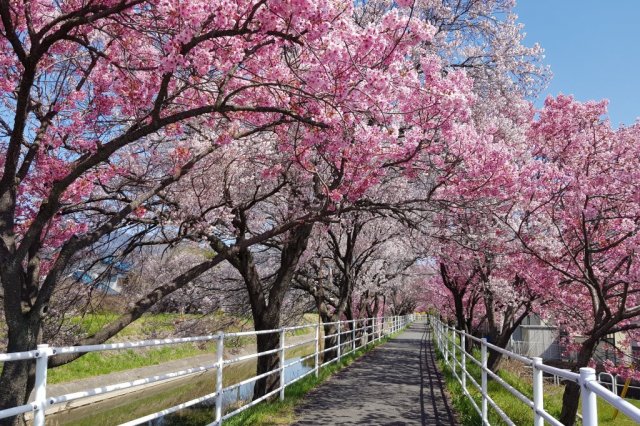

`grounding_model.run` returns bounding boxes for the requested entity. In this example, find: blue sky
[514,0,640,126]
